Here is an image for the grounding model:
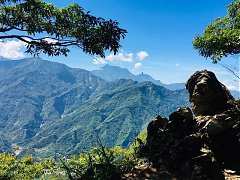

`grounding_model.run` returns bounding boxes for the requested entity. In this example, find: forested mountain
[0,58,189,156]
